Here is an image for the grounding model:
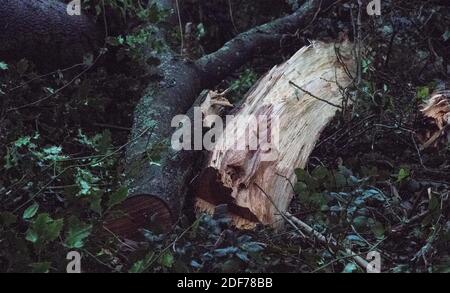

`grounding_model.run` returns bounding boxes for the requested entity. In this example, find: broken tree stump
[194,41,356,229]
[418,87,450,150]
[102,0,331,238]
